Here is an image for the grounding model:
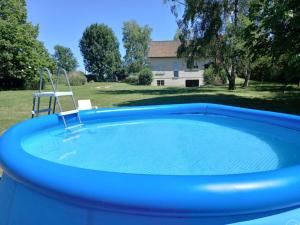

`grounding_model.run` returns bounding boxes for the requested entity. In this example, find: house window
[187,61,199,69]
[157,80,165,86]
[174,71,179,78]
[155,65,165,75]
